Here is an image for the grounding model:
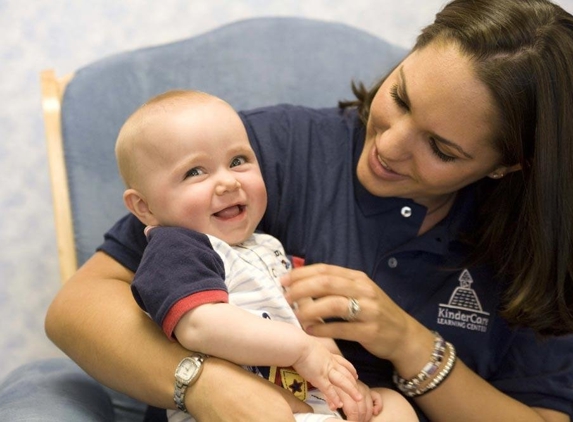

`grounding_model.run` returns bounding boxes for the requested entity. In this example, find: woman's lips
[368,145,406,181]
